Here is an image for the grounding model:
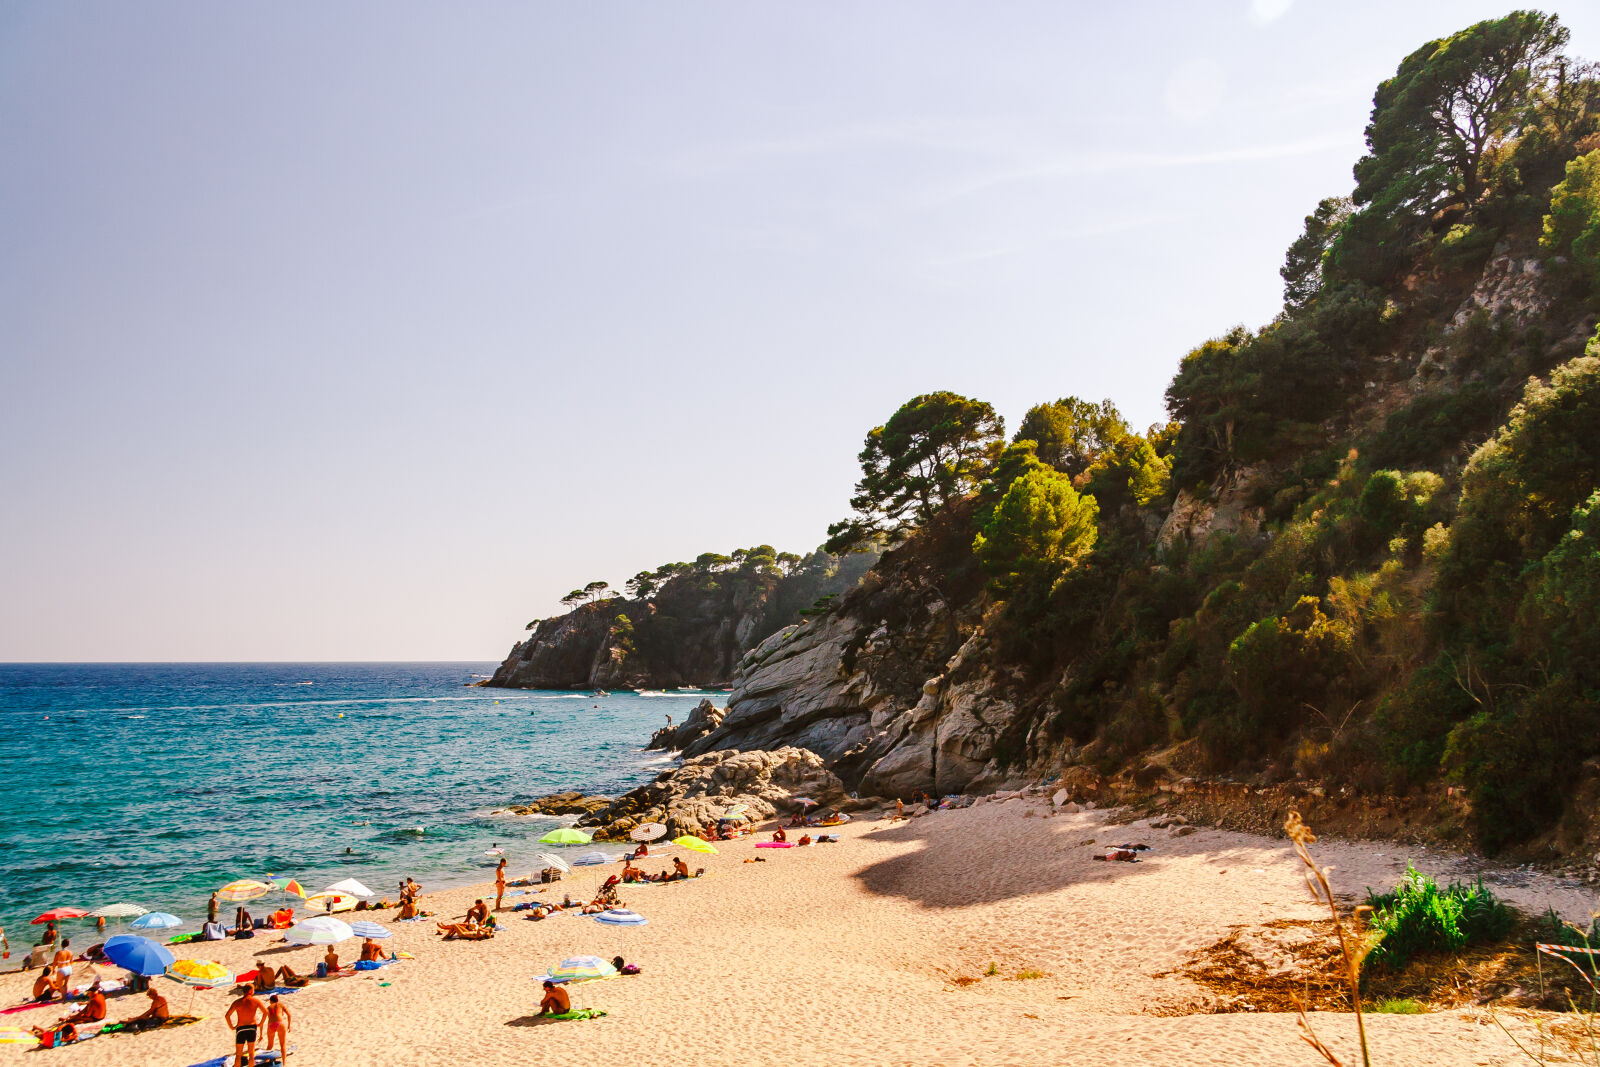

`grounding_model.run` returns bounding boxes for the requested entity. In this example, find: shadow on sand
[851,807,1286,907]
